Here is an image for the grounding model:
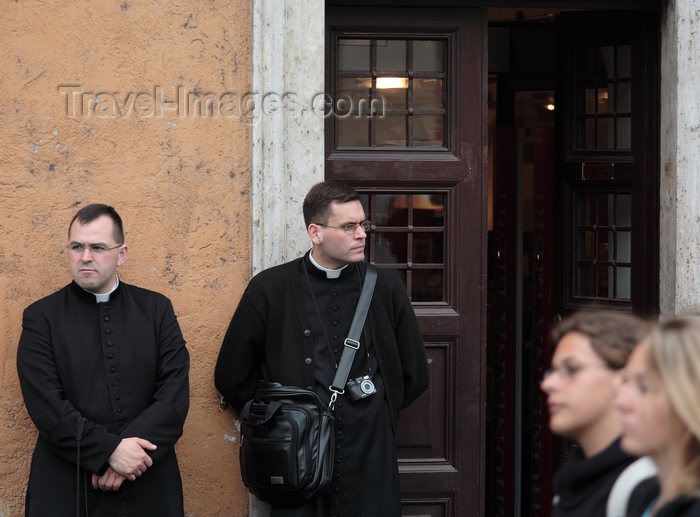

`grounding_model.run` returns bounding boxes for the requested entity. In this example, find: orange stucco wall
[1,1,252,515]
